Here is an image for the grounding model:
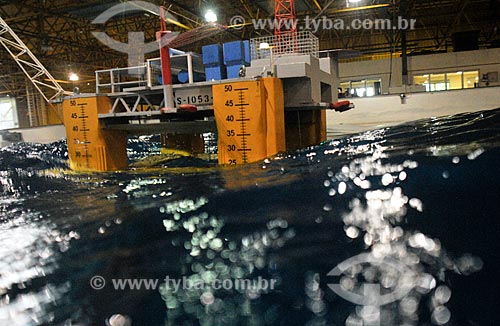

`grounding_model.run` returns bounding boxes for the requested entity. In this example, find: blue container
[178,70,205,84]
[202,44,224,66]
[158,74,180,85]
[243,40,250,64]
[205,66,227,81]
[223,40,250,66]
[226,64,245,79]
